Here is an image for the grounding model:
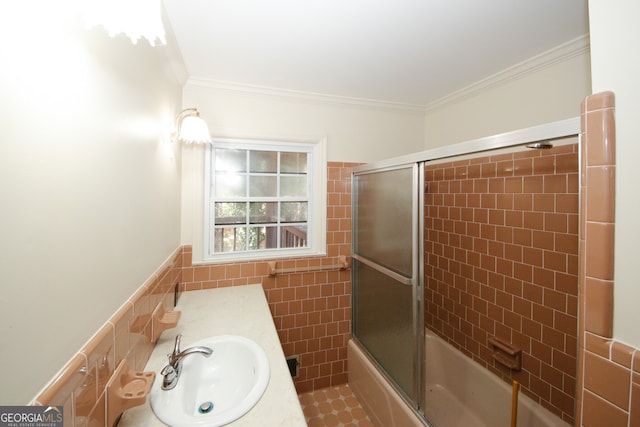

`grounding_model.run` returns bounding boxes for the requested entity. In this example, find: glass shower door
[352,164,423,409]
